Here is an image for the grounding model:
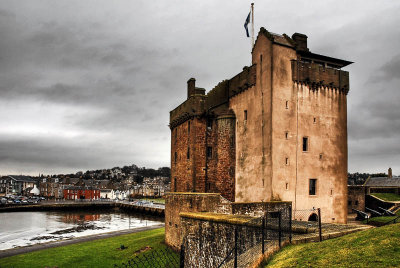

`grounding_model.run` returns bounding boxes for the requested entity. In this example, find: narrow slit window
[174,177,177,192]
[319,154,323,160]
[207,119,212,129]
[286,183,289,190]
[188,121,190,134]
[285,131,289,140]
[303,137,308,152]
[187,148,190,159]
[285,157,289,165]
[313,117,317,124]
[244,110,248,121]
[309,179,317,195]
[285,101,289,109]
[207,147,213,159]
